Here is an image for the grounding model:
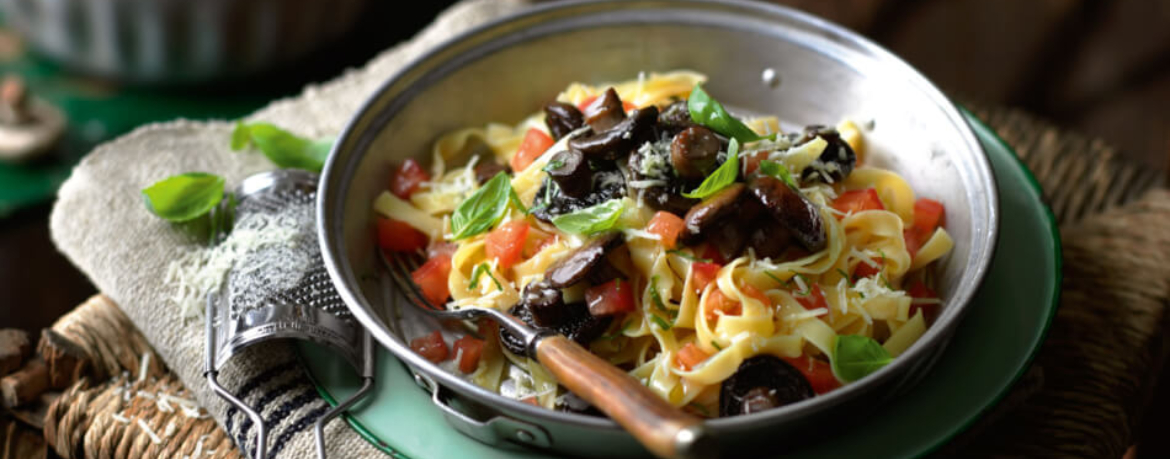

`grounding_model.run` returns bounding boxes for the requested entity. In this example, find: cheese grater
[203,169,374,459]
